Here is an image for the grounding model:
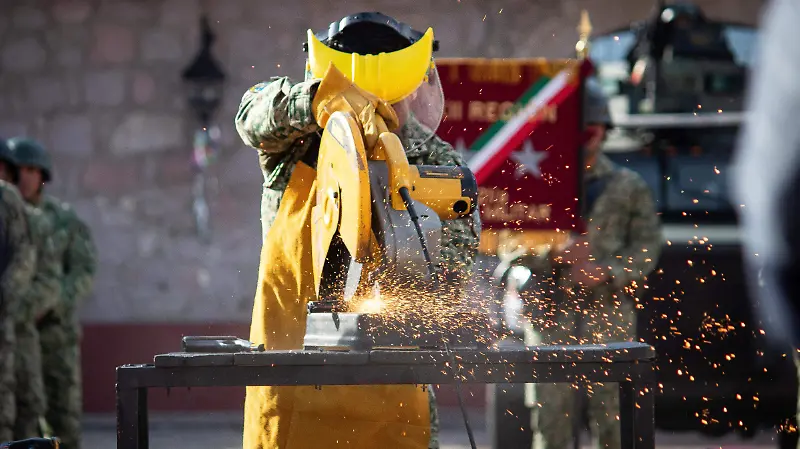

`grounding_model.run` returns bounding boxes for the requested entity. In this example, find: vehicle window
[588,31,637,63]
[606,152,663,209]
[722,26,758,66]
[665,155,731,213]
[606,134,738,224]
